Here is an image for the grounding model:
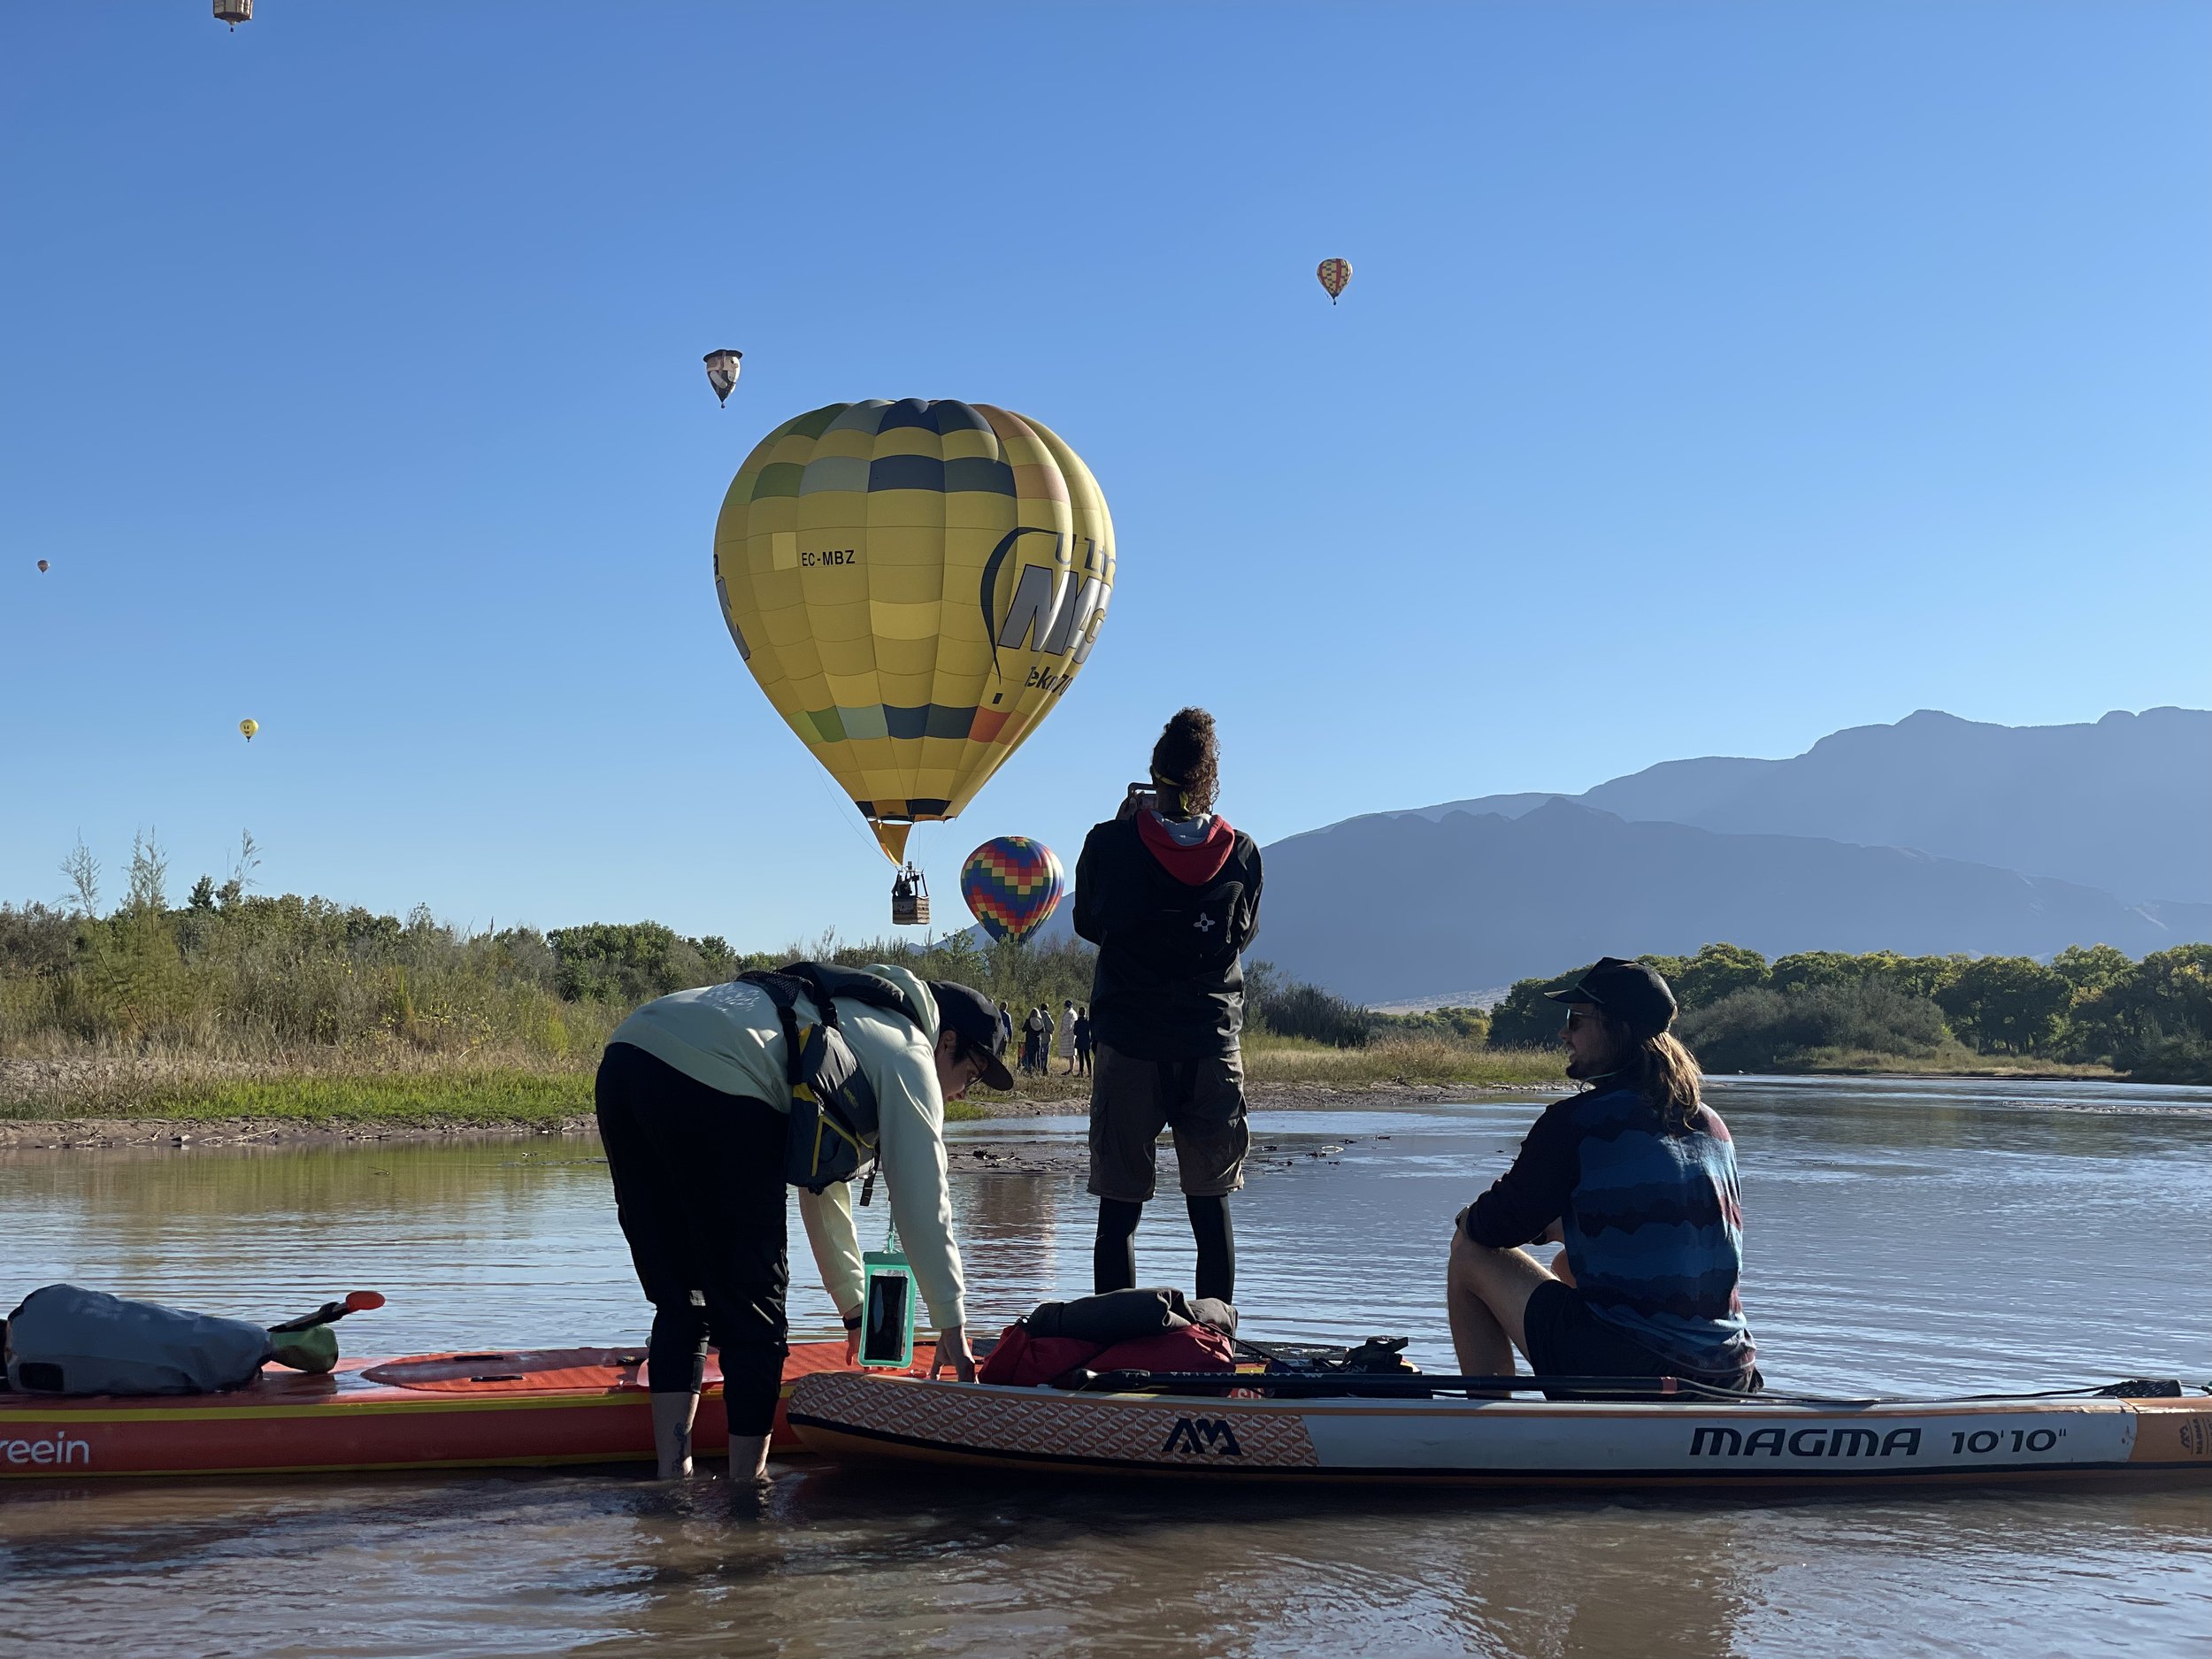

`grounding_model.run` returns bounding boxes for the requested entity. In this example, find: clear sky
[4,3,2207,947]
